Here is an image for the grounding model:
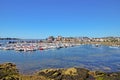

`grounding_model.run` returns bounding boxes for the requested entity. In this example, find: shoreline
[0,63,120,80]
